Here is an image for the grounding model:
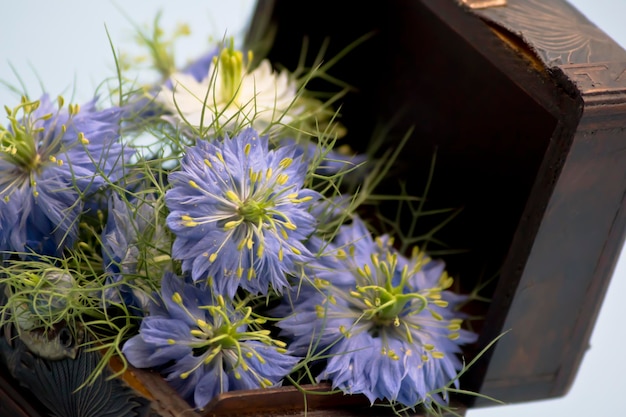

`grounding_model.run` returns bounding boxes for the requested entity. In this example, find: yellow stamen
[277,173,288,185]
[279,157,292,168]
[78,132,89,144]
[224,220,239,230]
[447,323,461,331]
[172,292,183,304]
[225,190,239,202]
[430,310,443,321]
